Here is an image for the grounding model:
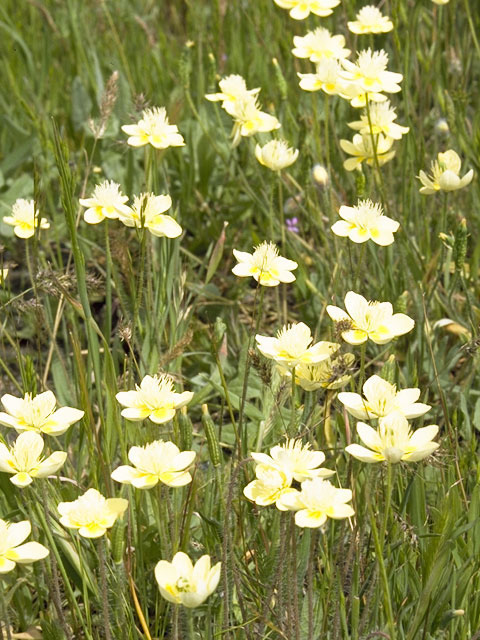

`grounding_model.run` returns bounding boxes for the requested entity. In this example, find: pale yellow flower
[342,49,403,95]
[0,268,8,283]
[3,199,49,239]
[432,0,449,4]
[243,464,296,509]
[255,140,299,171]
[331,199,399,246]
[225,96,281,147]
[251,439,334,482]
[0,432,67,488]
[278,477,354,528]
[116,374,193,424]
[0,519,49,573]
[418,150,474,195]
[348,6,393,34]
[155,552,221,608]
[79,180,132,224]
[338,374,431,421]
[345,412,439,463]
[232,241,297,287]
[327,291,415,345]
[118,193,182,238]
[121,107,185,149]
[255,322,339,369]
[348,101,409,140]
[312,165,329,187]
[205,74,260,109]
[0,391,84,436]
[340,133,395,171]
[292,27,350,63]
[274,0,340,20]
[281,353,355,391]
[111,440,195,489]
[298,59,346,96]
[58,488,128,538]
